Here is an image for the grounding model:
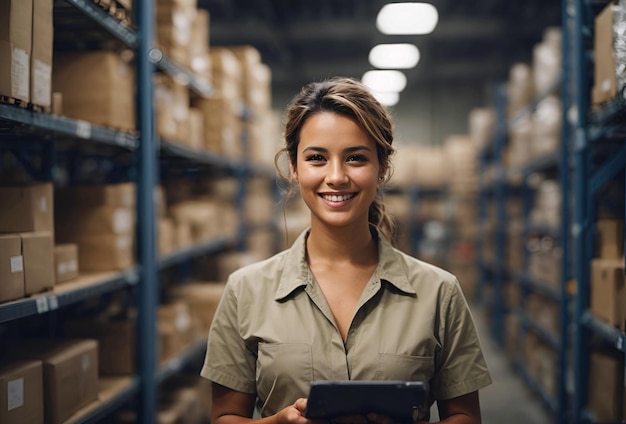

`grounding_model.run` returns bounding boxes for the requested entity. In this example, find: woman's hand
[275,398,321,424]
